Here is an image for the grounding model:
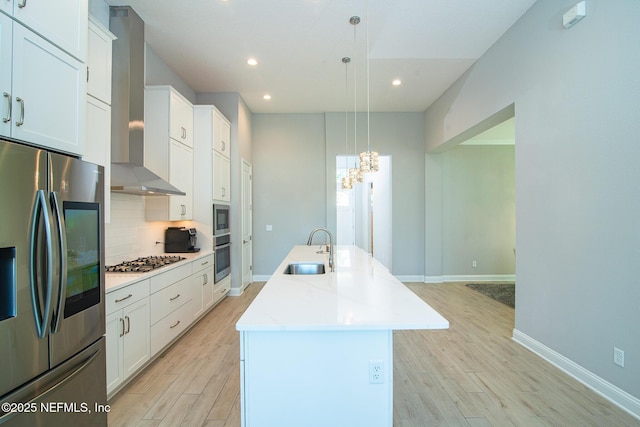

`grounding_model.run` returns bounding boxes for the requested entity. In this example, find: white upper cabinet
[87,17,116,104]
[1,3,87,155]
[169,90,193,148]
[144,86,194,221]
[6,22,86,155]
[4,0,88,62]
[0,13,12,137]
[213,109,230,158]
